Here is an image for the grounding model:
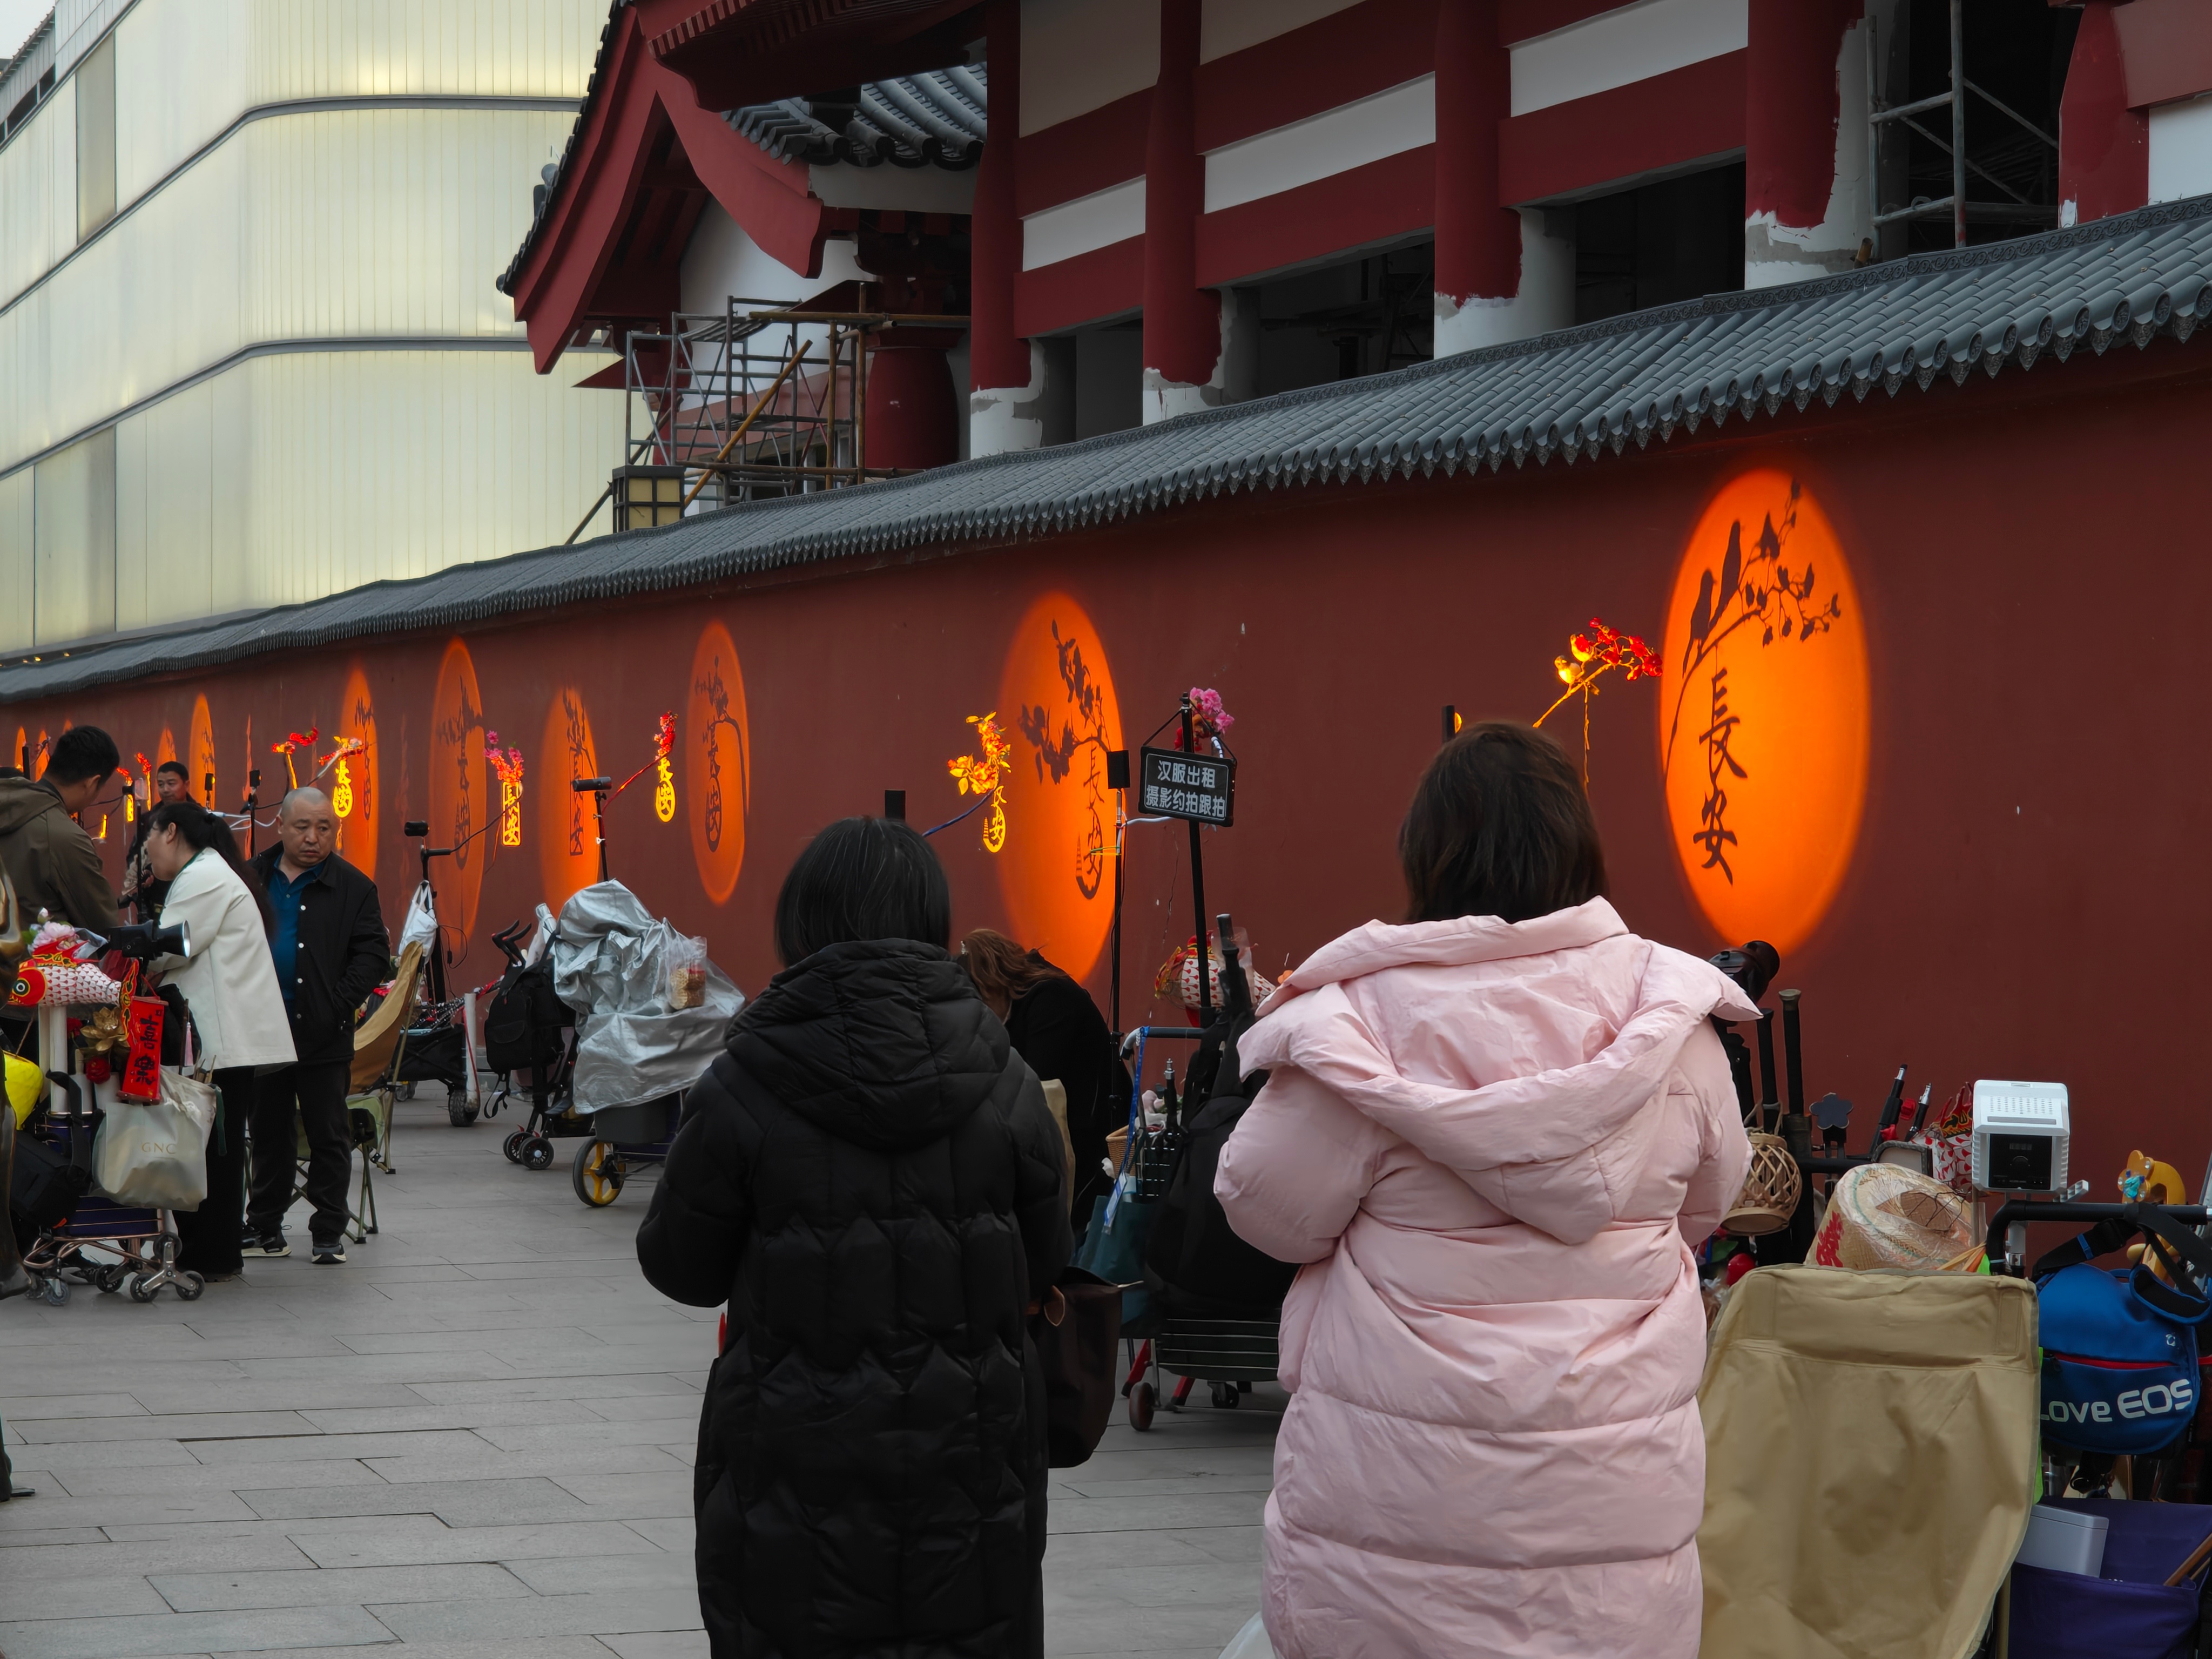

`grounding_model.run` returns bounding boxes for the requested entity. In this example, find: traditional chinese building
[7,2,2212,1189]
